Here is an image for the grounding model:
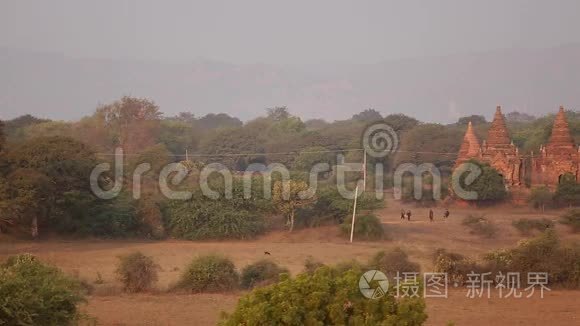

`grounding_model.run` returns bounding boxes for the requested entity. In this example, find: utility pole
[350,185,359,243]
[363,149,367,191]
